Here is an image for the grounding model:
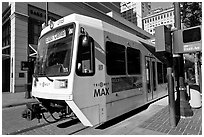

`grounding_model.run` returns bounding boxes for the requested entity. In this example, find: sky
[151,2,173,10]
